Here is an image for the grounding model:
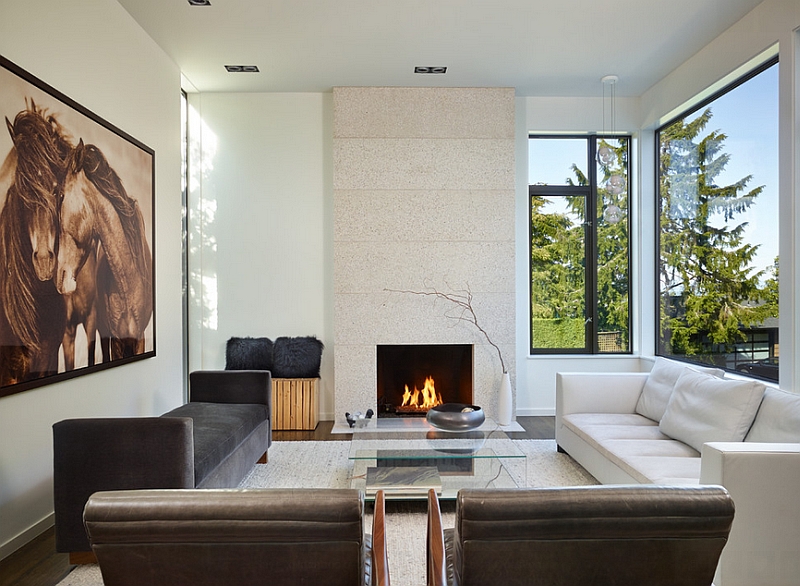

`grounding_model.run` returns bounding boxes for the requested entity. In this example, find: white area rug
[57,439,596,586]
